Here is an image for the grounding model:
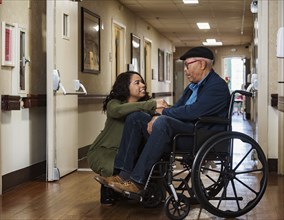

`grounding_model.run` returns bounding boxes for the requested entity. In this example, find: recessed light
[203,39,223,46]
[183,0,199,4]
[197,22,210,29]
